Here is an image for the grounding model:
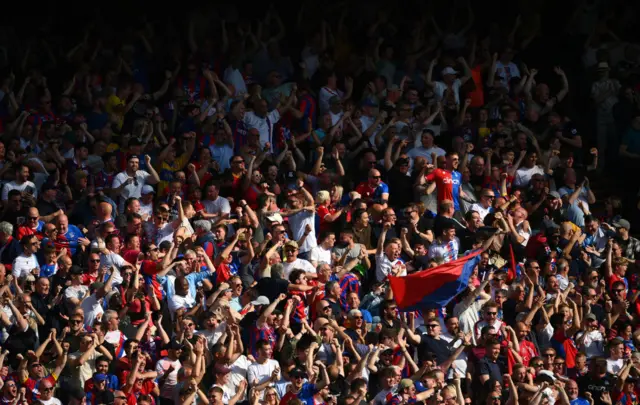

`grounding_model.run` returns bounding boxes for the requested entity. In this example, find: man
[425,152,464,212]
[202,181,231,219]
[355,168,390,205]
[247,339,281,393]
[112,154,160,213]
[0,221,20,266]
[279,365,330,405]
[612,218,640,260]
[428,222,460,264]
[1,163,38,201]
[310,231,335,267]
[56,214,90,256]
[283,186,317,259]
[36,183,62,217]
[103,310,128,359]
[606,337,625,374]
[249,294,286,357]
[578,357,612,405]
[566,379,590,405]
[99,234,128,284]
[375,223,405,282]
[16,207,47,241]
[470,189,495,221]
[156,341,183,404]
[68,333,114,389]
[37,377,62,404]
[282,241,316,279]
[478,338,506,384]
[12,234,40,279]
[473,302,505,342]
[387,378,435,405]
[17,344,67,403]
